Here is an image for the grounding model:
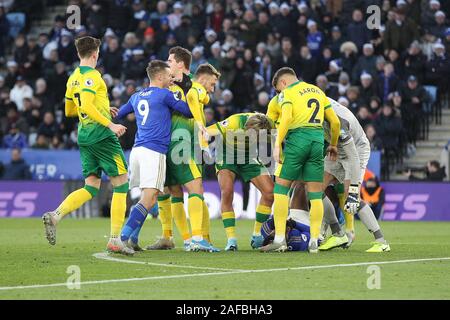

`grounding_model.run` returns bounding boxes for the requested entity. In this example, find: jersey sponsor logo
[85,78,94,87]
